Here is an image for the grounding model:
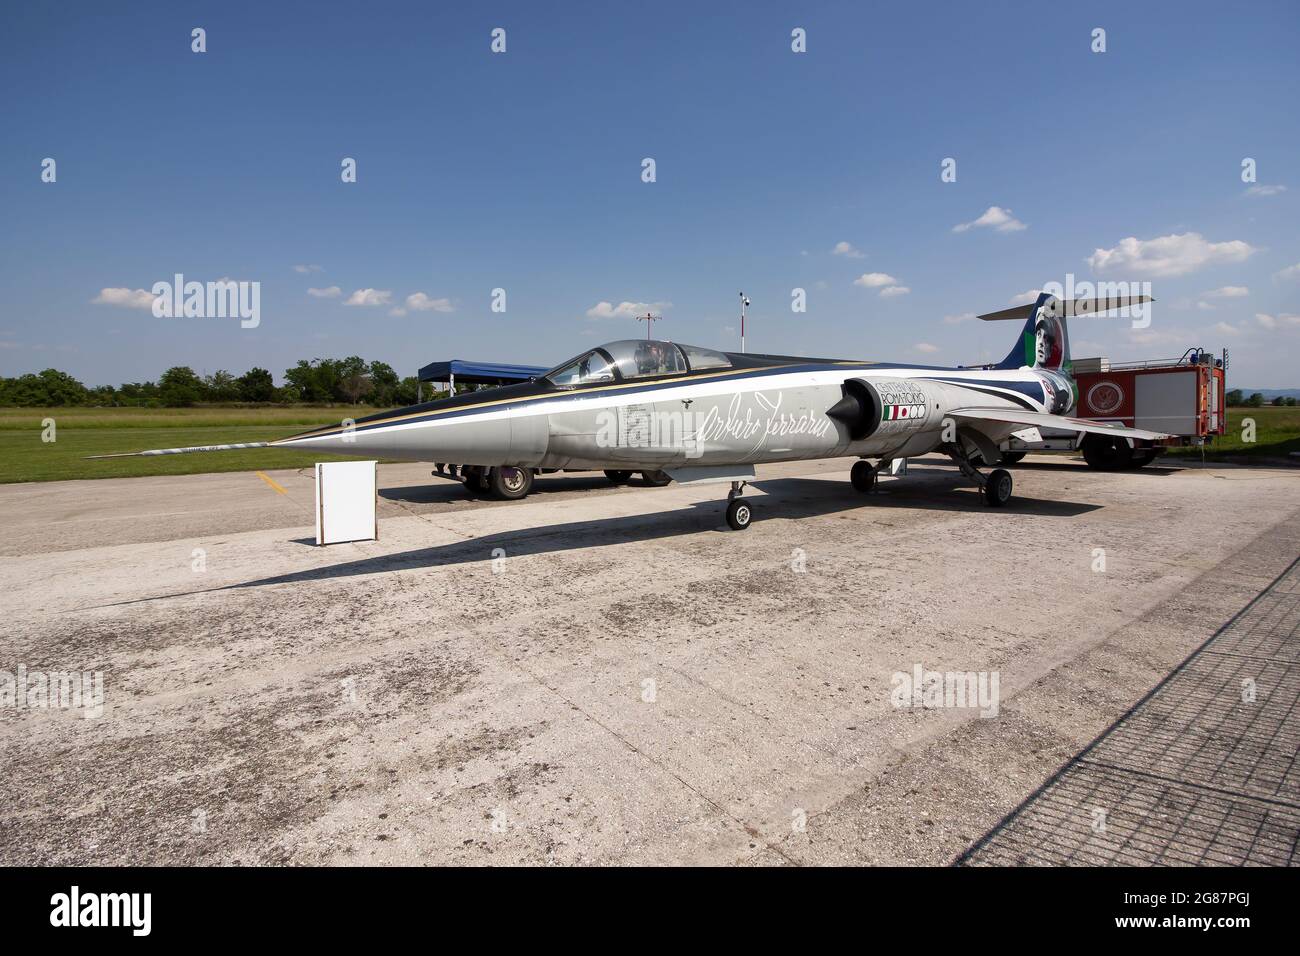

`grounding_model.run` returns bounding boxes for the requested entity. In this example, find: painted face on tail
[1033,315,1064,368]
